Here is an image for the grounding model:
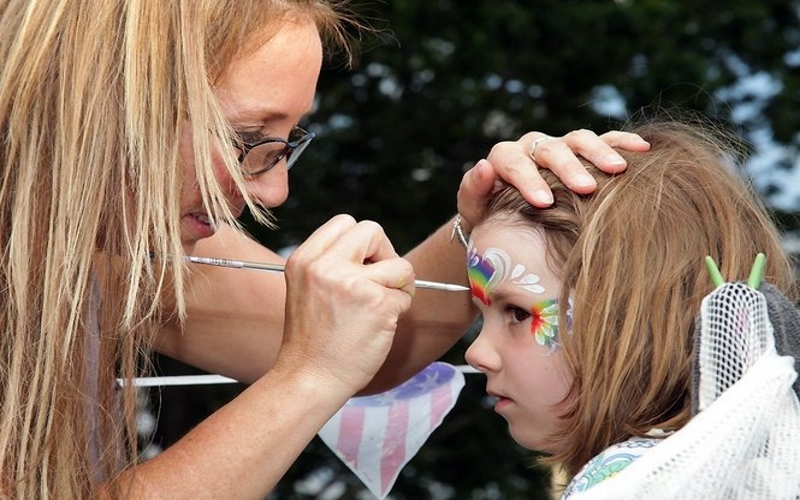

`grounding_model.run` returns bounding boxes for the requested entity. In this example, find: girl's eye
[508,306,531,324]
